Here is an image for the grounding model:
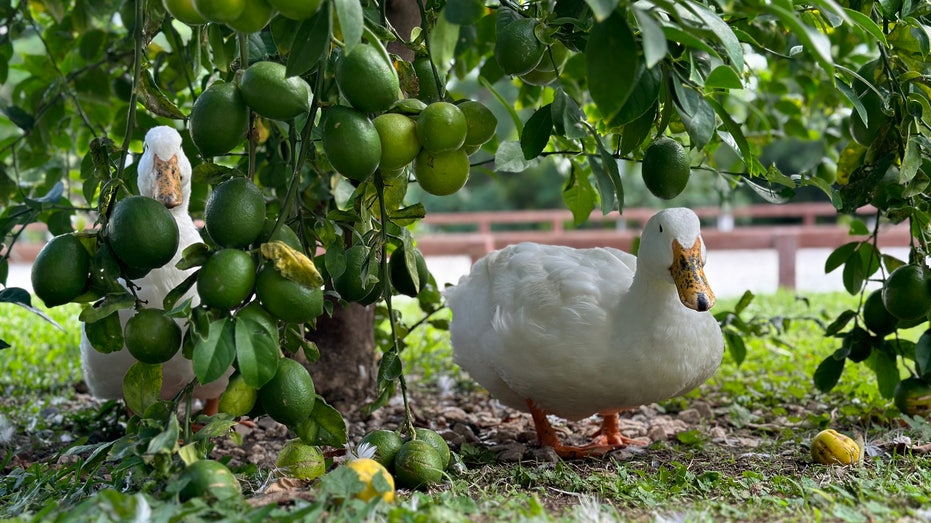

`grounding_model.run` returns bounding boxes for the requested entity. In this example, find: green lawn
[1,290,930,522]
